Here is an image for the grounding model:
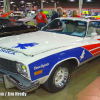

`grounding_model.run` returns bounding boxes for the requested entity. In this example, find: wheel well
[59,58,78,72]
[67,58,78,68]
[49,58,79,78]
